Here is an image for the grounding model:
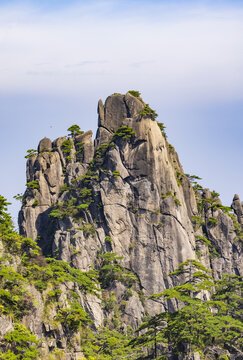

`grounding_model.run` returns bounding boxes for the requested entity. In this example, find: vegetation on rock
[112,126,135,140]
[131,260,243,358]
[128,90,141,98]
[67,124,84,137]
[2,92,243,360]
[139,104,158,120]
[25,149,38,159]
